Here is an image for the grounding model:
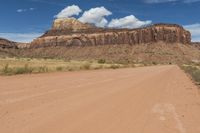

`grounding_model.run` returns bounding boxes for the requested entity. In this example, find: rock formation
[0,38,17,49]
[52,18,94,31]
[30,18,191,48]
